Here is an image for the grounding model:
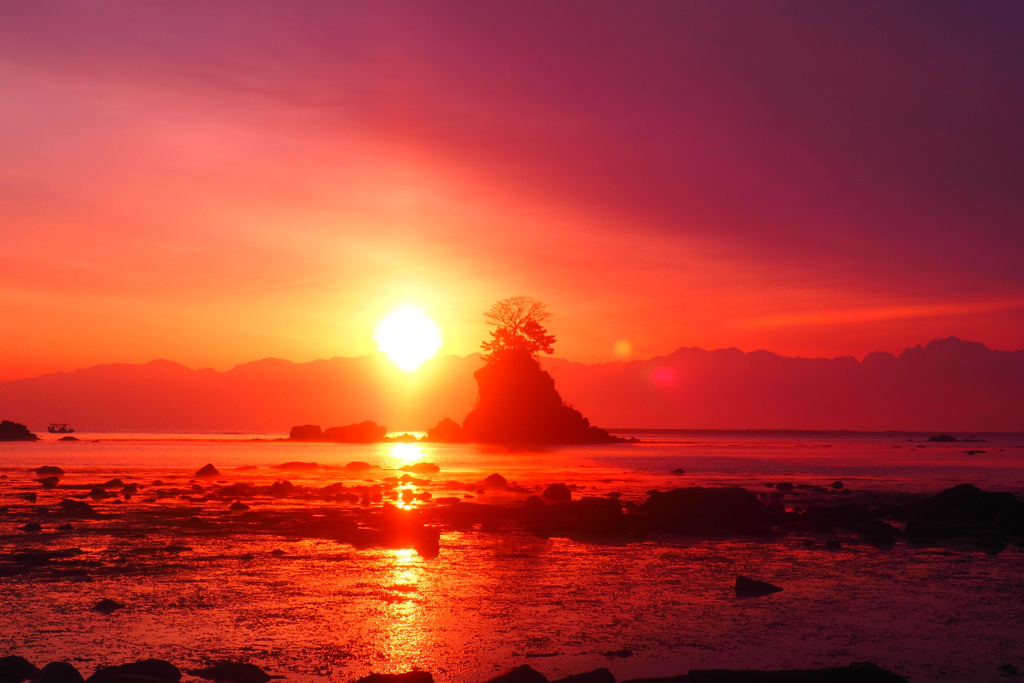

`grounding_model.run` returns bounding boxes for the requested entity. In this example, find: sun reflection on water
[377,547,431,672]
